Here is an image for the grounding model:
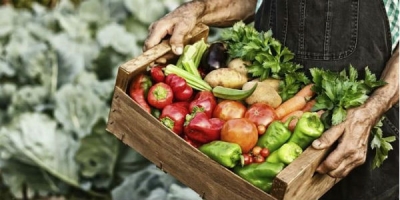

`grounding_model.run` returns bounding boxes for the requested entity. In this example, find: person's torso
[254,2,399,199]
[254,0,393,78]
